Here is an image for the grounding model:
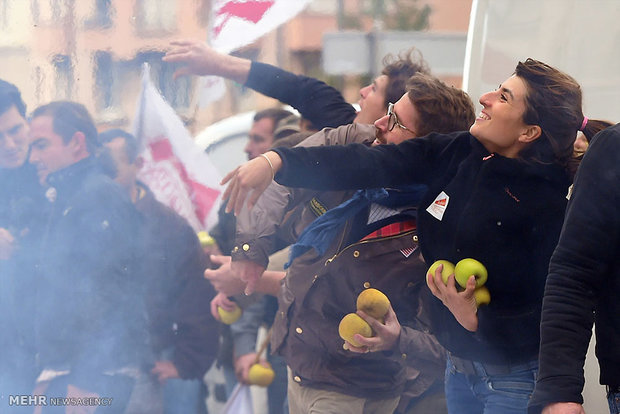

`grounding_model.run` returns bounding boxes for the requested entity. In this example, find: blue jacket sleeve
[272,132,463,191]
[245,62,357,129]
